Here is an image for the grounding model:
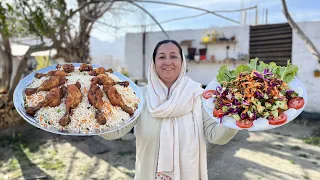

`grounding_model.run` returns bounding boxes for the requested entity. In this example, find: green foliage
[216,58,299,83]
[216,65,236,83]
[303,137,320,146]
[0,0,72,38]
